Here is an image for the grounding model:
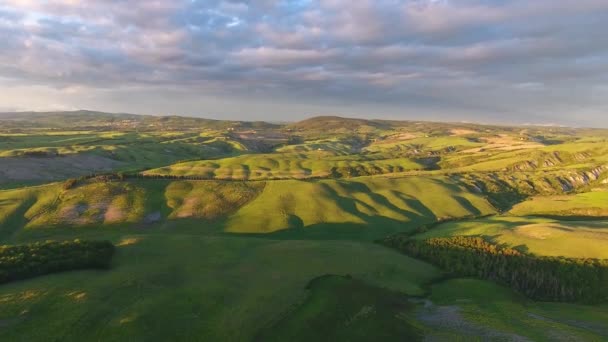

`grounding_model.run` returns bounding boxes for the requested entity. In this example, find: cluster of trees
[382,235,608,303]
[329,165,409,178]
[62,173,130,189]
[0,240,115,284]
[22,150,57,157]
